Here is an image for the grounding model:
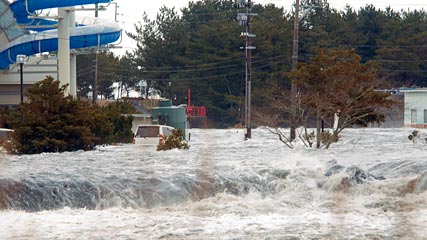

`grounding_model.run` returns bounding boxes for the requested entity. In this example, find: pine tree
[4,76,135,154]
